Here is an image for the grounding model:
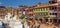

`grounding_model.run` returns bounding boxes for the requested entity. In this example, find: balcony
[33,11,48,13]
[49,10,57,13]
[34,14,48,18]
[49,0,57,4]
[0,13,6,15]
[49,15,56,17]
[33,8,49,13]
